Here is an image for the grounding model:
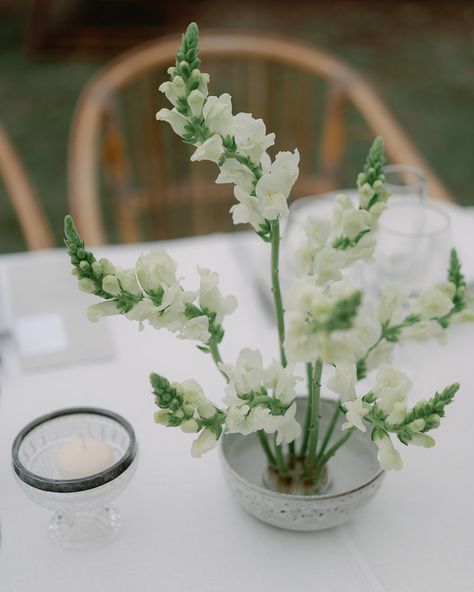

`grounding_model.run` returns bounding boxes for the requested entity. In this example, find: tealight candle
[56,436,114,479]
